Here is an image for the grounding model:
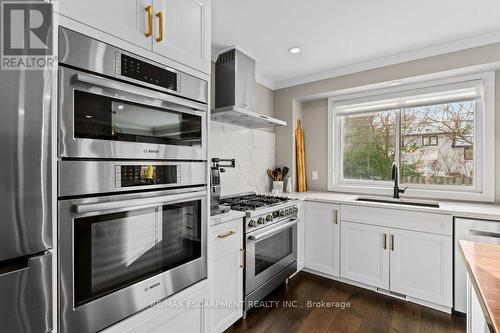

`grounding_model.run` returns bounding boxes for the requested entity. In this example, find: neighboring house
[402,131,473,185]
